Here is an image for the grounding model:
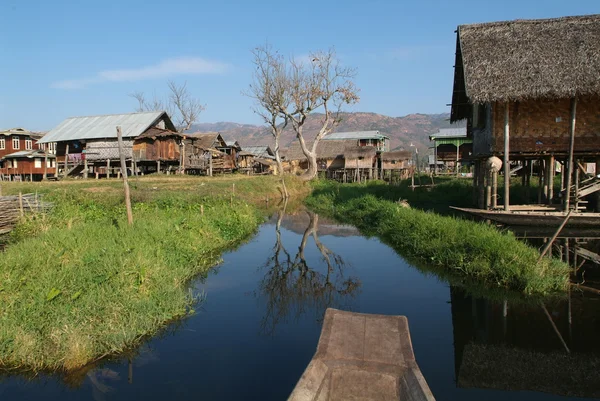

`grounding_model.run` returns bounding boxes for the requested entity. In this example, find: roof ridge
[64,110,165,120]
[459,13,600,29]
